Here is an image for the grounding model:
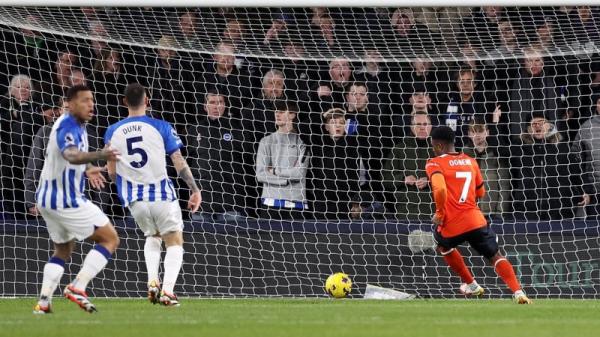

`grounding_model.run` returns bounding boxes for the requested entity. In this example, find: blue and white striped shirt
[36,113,88,210]
[104,115,183,207]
